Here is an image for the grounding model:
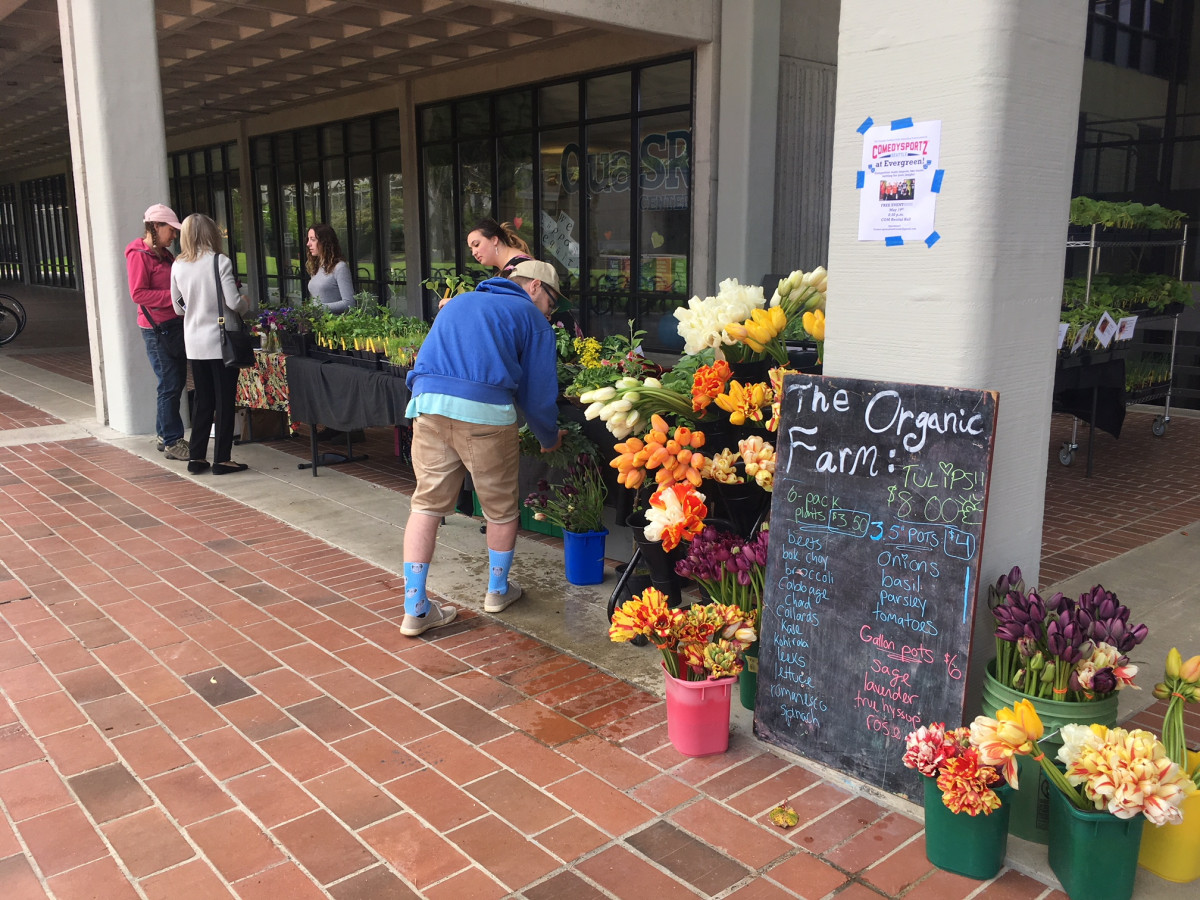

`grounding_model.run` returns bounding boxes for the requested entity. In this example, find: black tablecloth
[285,356,409,430]
[1053,354,1126,439]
